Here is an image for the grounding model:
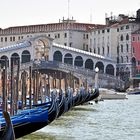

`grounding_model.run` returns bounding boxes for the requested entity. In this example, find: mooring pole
[10,58,14,116]
[5,60,8,112]
[2,64,6,111]
[15,58,20,114]
[33,72,36,105]
[29,66,32,109]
